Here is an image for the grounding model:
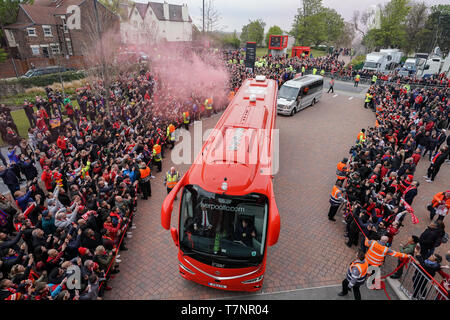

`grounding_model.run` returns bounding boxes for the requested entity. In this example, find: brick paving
[105,90,449,300]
